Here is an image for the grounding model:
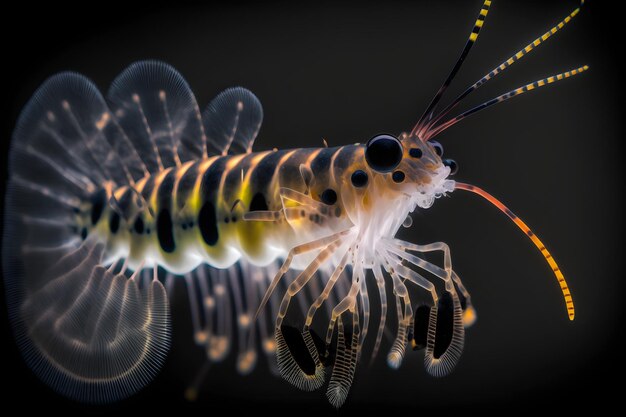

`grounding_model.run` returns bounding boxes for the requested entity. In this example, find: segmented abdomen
[96,145,355,274]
